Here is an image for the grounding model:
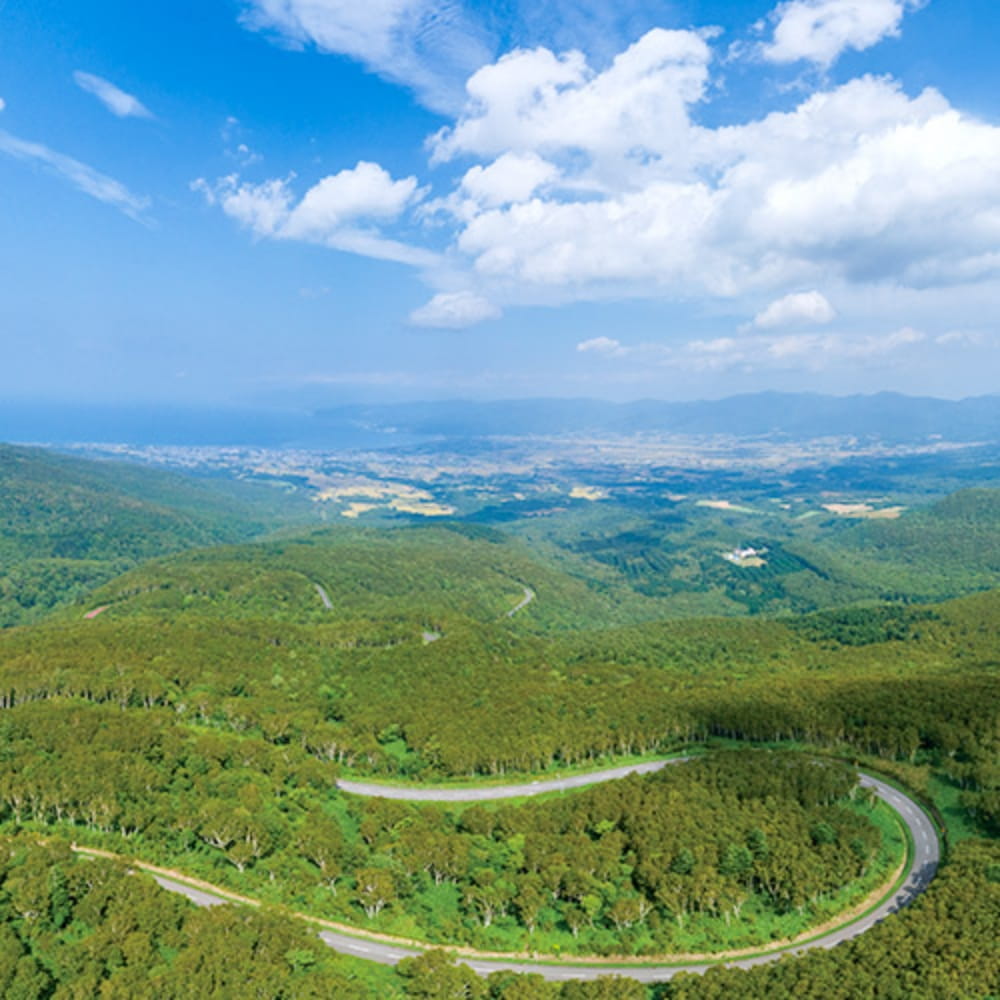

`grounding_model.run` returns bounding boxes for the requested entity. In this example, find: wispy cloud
[73,71,153,119]
[239,0,493,112]
[576,327,928,373]
[0,129,150,222]
[238,0,688,113]
[220,116,262,165]
[485,0,689,68]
